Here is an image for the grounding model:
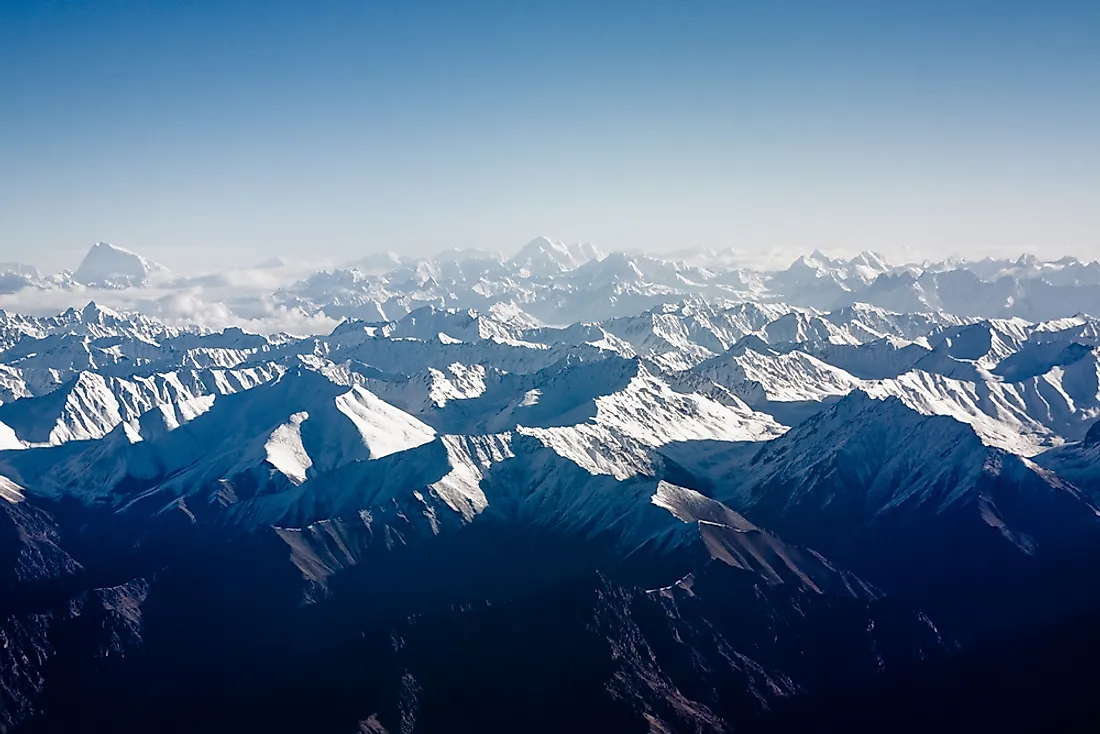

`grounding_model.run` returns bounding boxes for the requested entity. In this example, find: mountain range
[8,238,1100,330]
[1,240,1100,731]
